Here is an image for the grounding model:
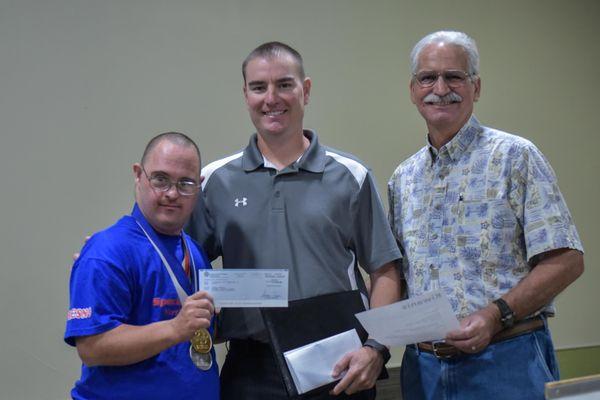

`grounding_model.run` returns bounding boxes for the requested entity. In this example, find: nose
[432,75,451,95]
[265,85,278,104]
[164,184,180,199]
